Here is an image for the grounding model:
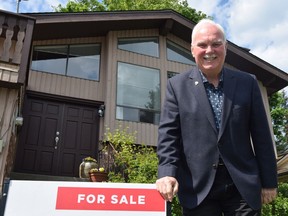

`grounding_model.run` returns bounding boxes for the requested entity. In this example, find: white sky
[188,0,288,74]
[1,0,287,88]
